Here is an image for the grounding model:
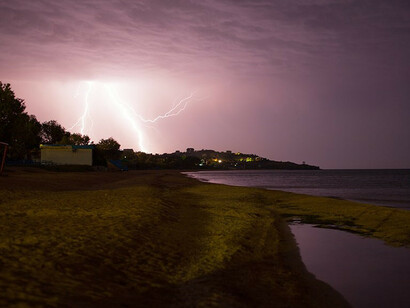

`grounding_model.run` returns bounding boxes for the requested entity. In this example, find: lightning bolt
[105,85,195,123]
[69,82,94,135]
[71,81,198,152]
